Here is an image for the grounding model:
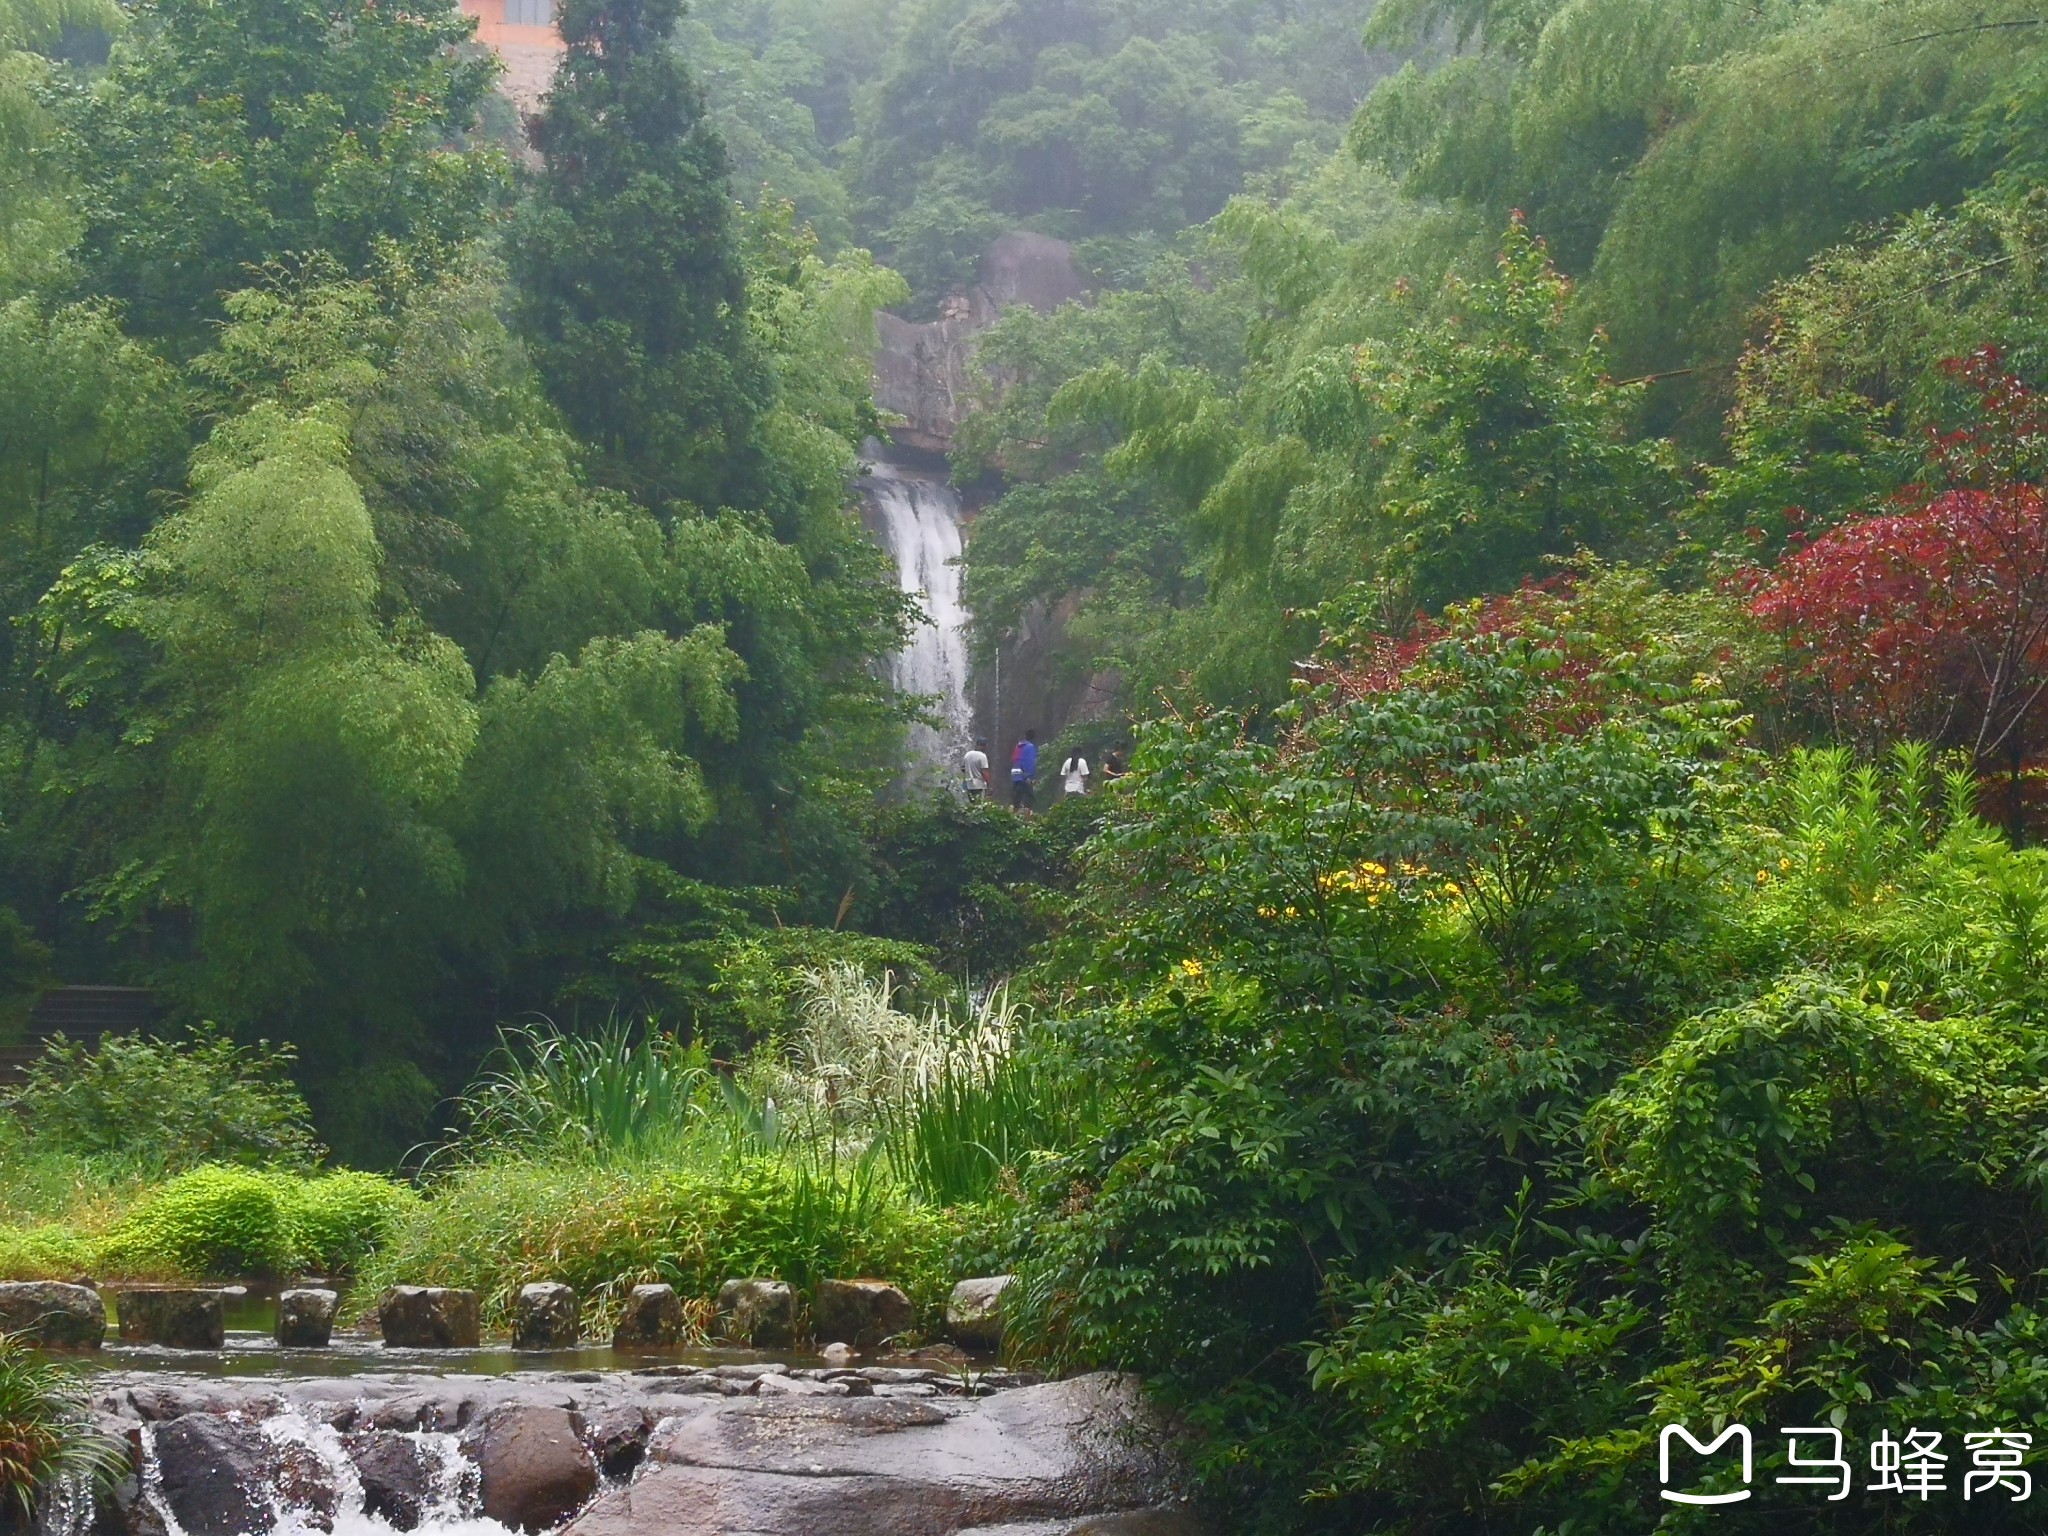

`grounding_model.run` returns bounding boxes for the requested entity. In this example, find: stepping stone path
[813,1278,915,1349]
[946,1274,1013,1351]
[610,1283,685,1350]
[715,1277,795,1347]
